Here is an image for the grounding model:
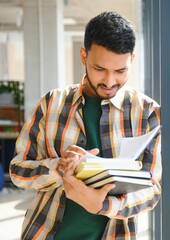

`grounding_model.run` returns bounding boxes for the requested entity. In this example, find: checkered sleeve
[9,92,63,191]
[98,104,162,219]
